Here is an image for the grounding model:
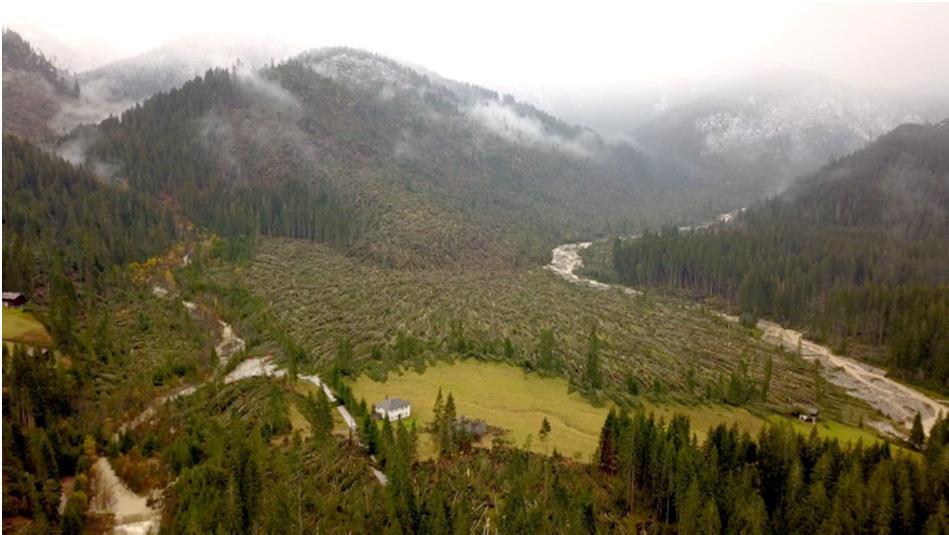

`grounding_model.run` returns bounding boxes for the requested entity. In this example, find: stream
[547,241,640,295]
[547,232,946,436]
[89,458,159,534]
[102,296,279,533]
